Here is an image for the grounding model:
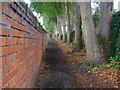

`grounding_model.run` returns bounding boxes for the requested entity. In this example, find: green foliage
[101,57,120,69]
[30,2,72,37]
[92,66,101,73]
[110,11,120,60]
[92,4,100,27]
[93,66,98,69]
[69,41,74,48]
[30,2,66,36]
[109,57,120,68]
[107,11,120,69]
[30,2,64,17]
[112,8,117,14]
[42,15,56,35]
